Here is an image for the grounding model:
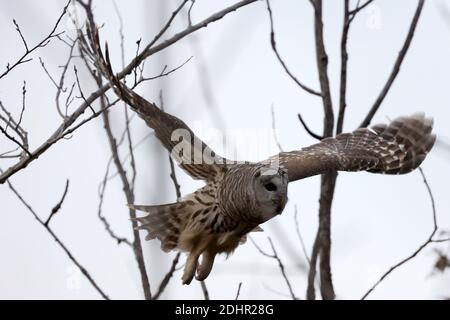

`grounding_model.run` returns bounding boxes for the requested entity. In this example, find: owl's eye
[264,182,277,192]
